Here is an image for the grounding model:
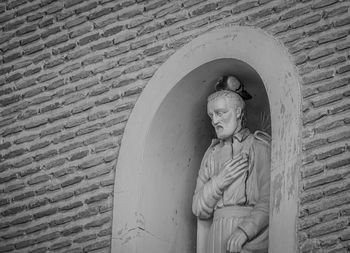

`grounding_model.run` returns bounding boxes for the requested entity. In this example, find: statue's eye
[217,112,223,117]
